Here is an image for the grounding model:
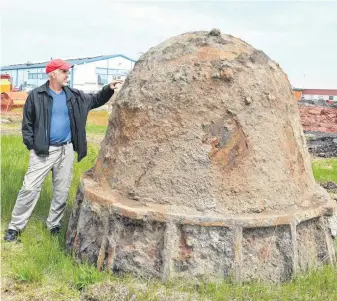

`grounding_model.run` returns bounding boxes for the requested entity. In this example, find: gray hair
[48,69,59,79]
